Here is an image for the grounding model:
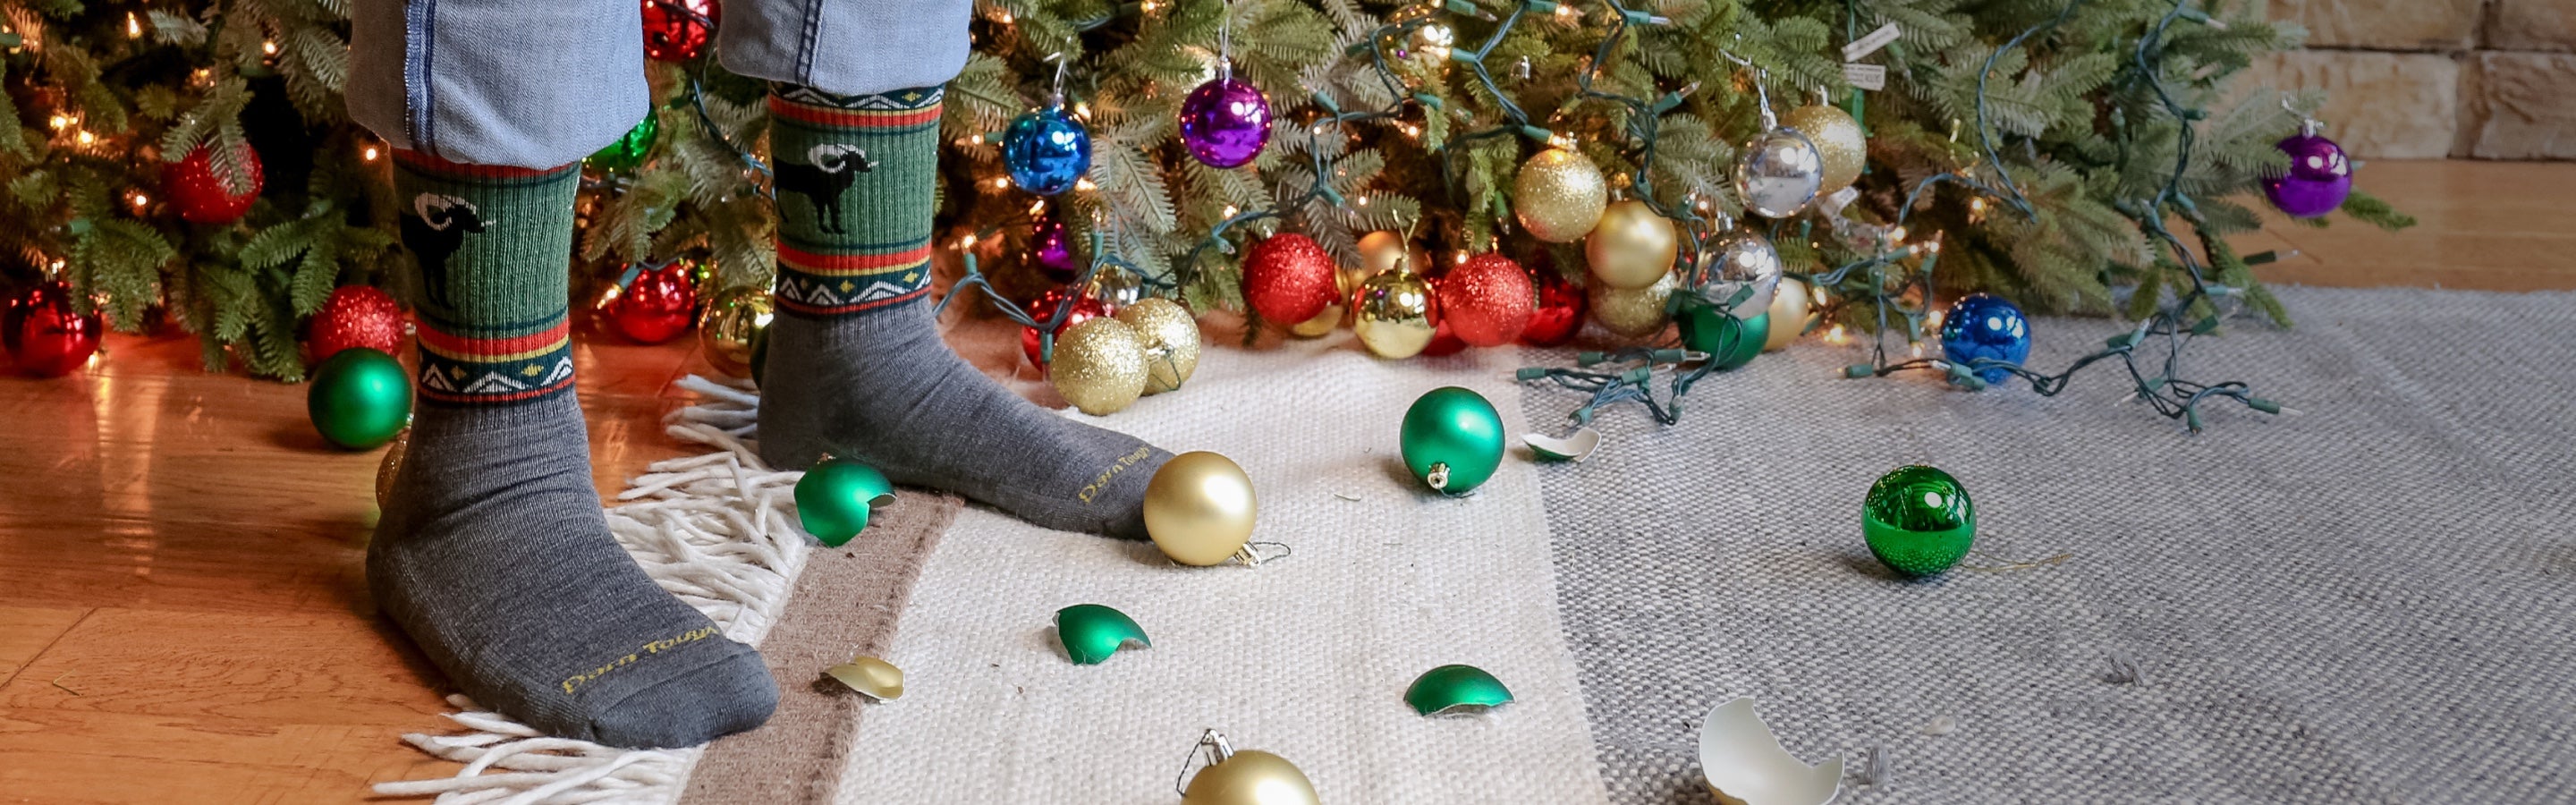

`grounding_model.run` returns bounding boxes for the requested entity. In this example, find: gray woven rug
[1525,285,2576,803]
